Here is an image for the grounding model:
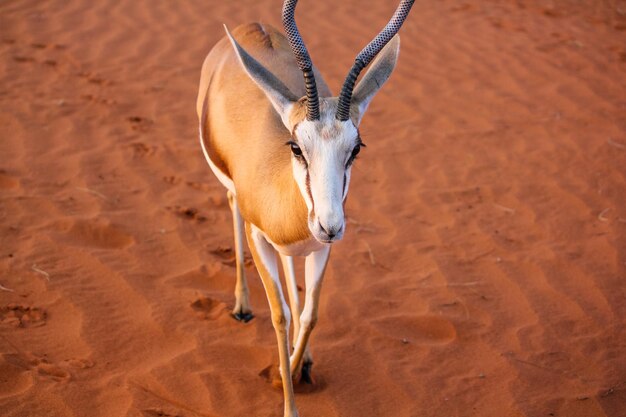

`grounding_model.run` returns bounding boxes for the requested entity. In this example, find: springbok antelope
[196,0,414,415]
